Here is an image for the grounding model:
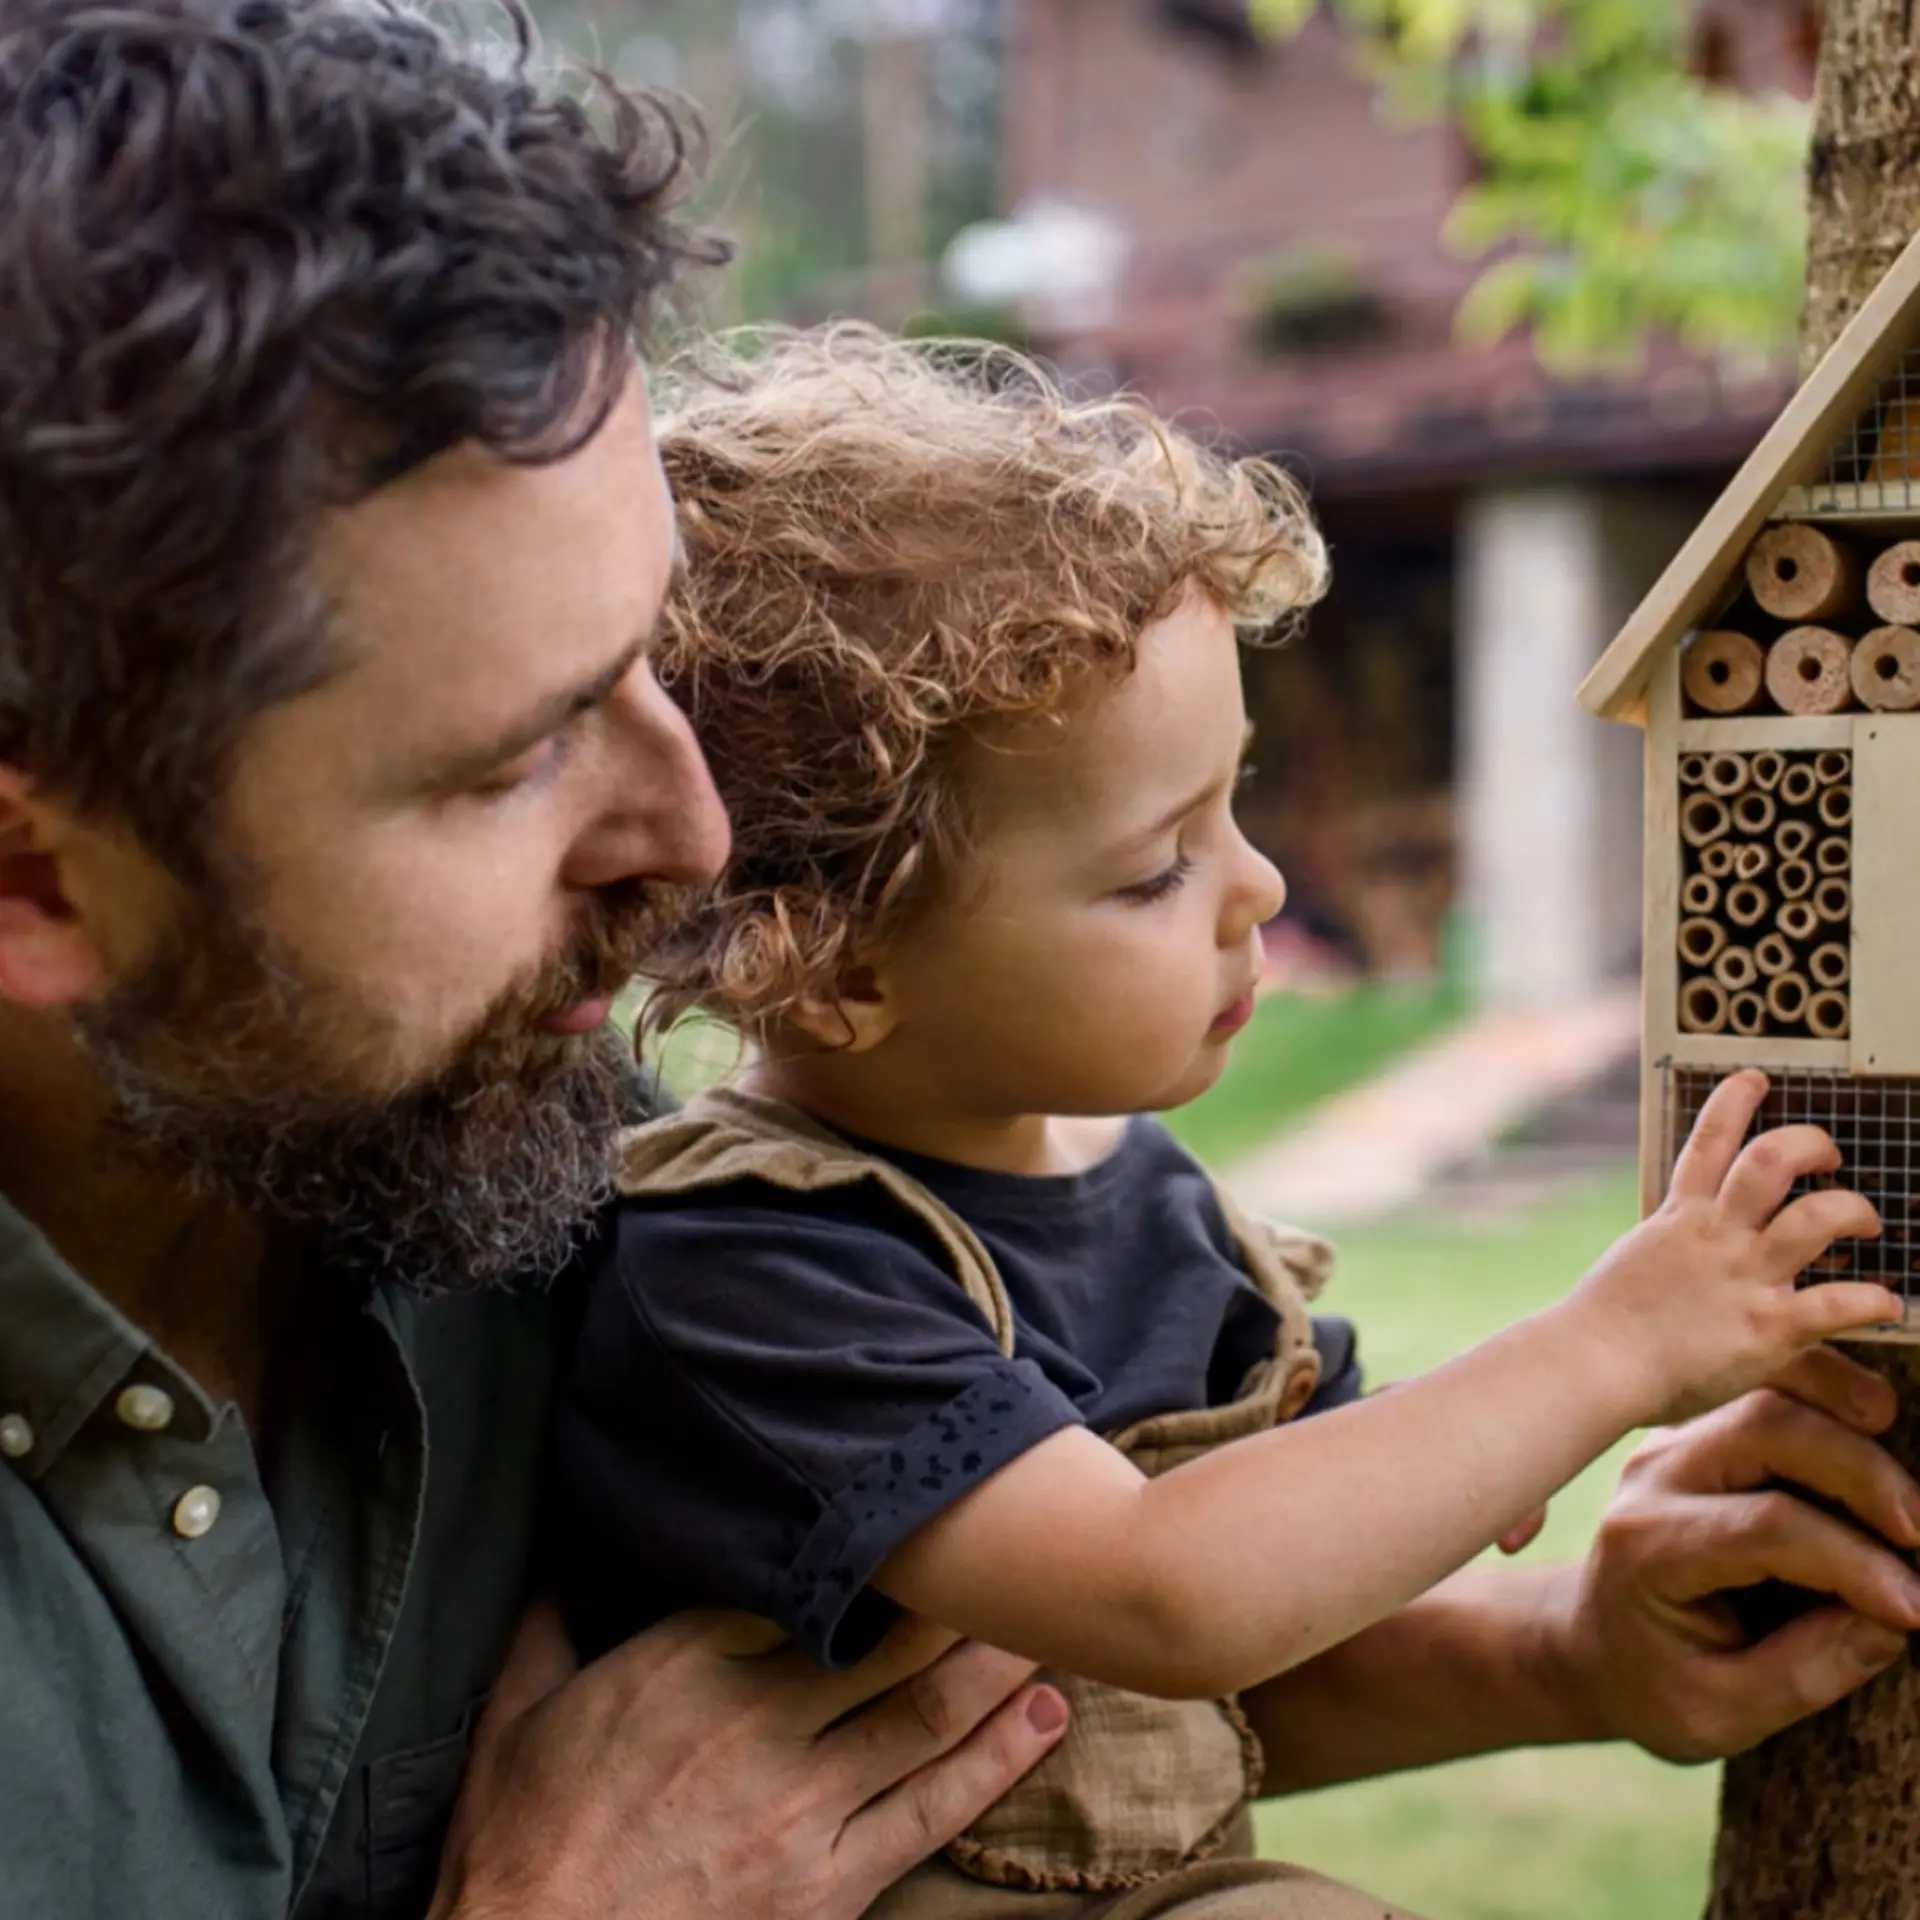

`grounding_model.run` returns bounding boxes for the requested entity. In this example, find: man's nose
[565,682,732,892]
